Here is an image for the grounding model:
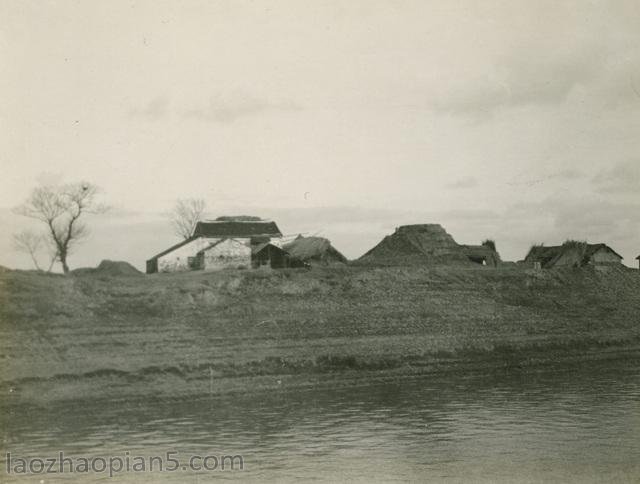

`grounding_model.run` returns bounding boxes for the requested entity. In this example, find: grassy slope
[1,264,639,403]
